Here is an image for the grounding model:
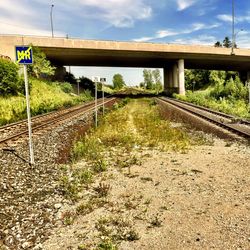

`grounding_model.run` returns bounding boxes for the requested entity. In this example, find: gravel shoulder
[43,100,250,250]
[43,140,250,250]
[1,99,249,250]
